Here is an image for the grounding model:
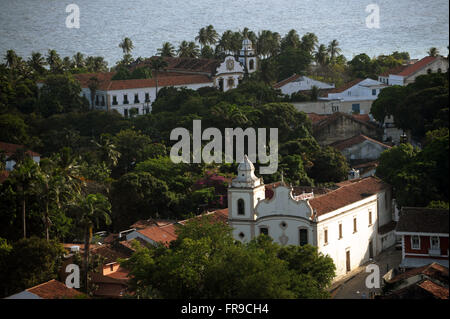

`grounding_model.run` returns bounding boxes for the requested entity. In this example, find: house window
[260,227,268,236]
[123,94,129,104]
[112,95,118,105]
[299,229,308,246]
[411,235,420,249]
[238,232,245,239]
[427,68,432,74]
[249,59,254,70]
[353,217,357,233]
[324,229,328,245]
[134,93,140,104]
[430,236,440,250]
[237,199,245,215]
[338,223,343,239]
[368,210,373,226]
[101,95,105,106]
[145,93,150,102]
[372,89,377,96]
[124,108,128,117]
[110,264,114,271]
[95,95,99,106]
[218,78,224,91]
[437,68,442,73]
[352,103,360,114]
